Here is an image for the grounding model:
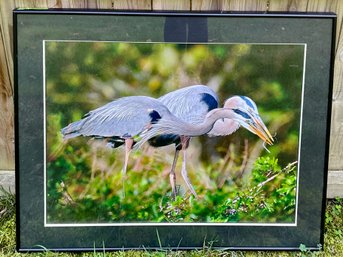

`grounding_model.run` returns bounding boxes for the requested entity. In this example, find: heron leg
[180,136,198,198]
[123,138,134,176]
[122,138,134,197]
[170,149,179,199]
